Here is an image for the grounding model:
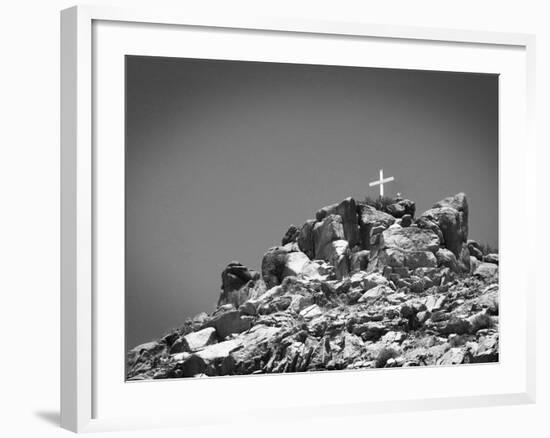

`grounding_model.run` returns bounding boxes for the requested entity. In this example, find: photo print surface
[125,56,499,380]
